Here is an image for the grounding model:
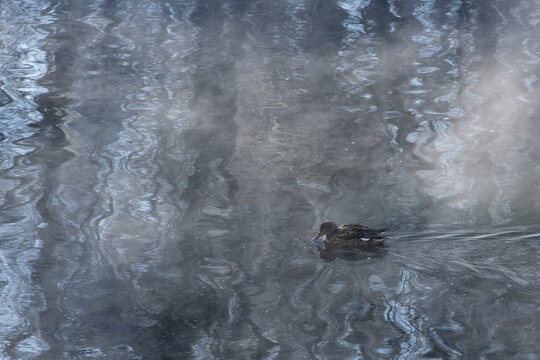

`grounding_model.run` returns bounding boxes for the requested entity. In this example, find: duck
[312,220,386,249]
